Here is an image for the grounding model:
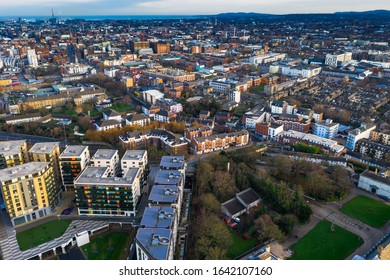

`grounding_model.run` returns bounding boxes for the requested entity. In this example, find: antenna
[51,9,55,19]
